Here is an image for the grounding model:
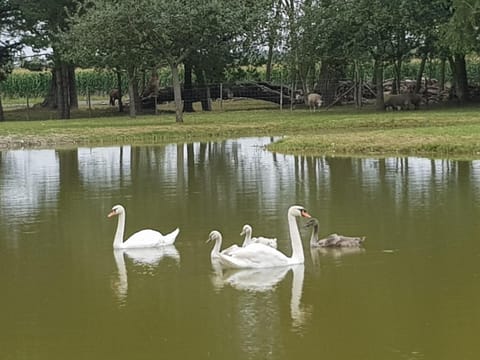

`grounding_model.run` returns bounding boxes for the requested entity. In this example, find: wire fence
[2,76,464,120]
